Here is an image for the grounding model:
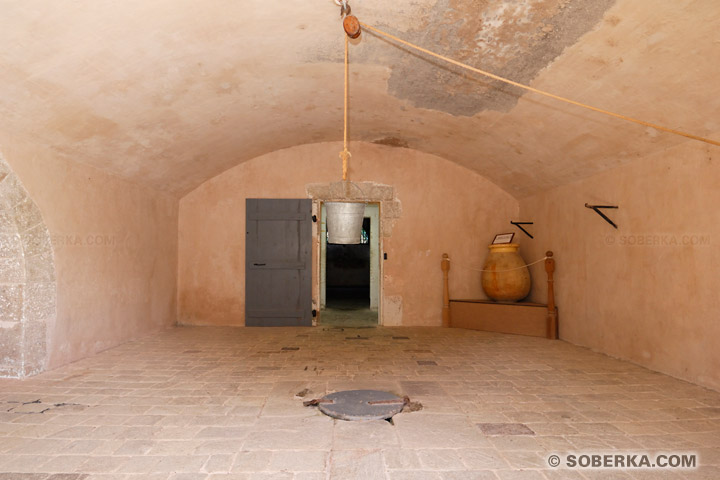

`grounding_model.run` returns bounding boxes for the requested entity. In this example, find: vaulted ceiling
[1,1,718,197]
